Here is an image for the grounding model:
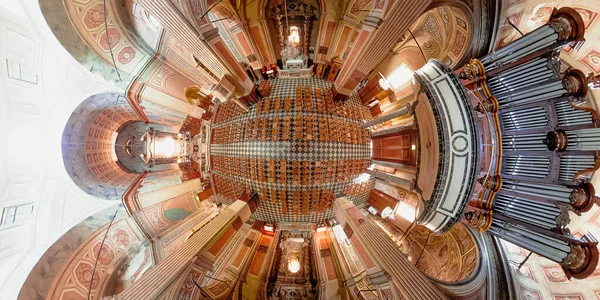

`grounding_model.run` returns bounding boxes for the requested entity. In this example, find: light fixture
[288,26,300,47]
[411,144,416,150]
[386,63,412,90]
[396,201,416,222]
[287,257,301,274]
[263,224,274,233]
[154,137,175,157]
[378,74,391,90]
